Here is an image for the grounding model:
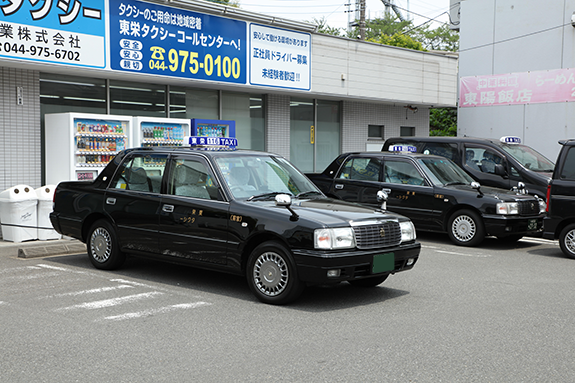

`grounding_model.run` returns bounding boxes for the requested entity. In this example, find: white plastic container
[0,185,38,242]
[35,185,61,241]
